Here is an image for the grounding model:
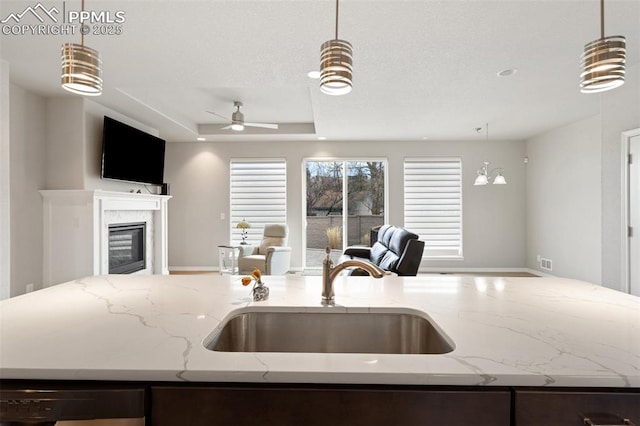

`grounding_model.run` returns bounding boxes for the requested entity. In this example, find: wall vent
[540,258,553,271]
